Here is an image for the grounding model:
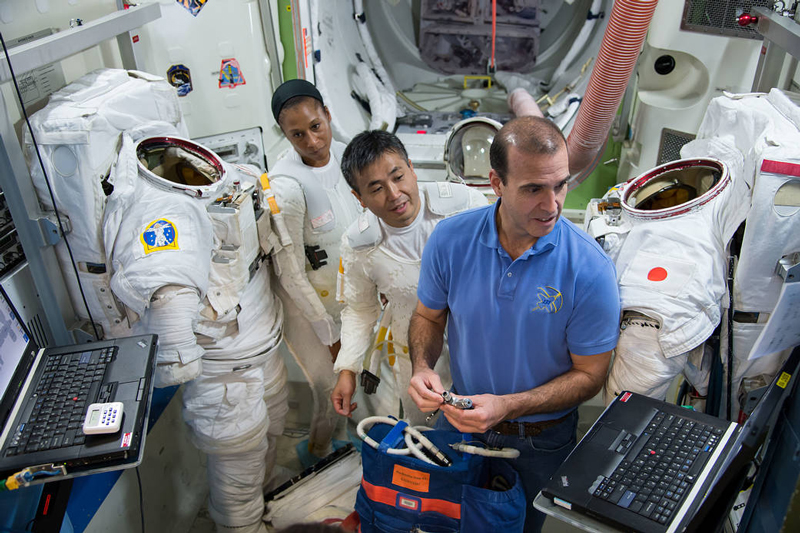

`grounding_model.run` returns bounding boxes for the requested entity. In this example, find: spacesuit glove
[309,314,340,346]
[155,357,203,388]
